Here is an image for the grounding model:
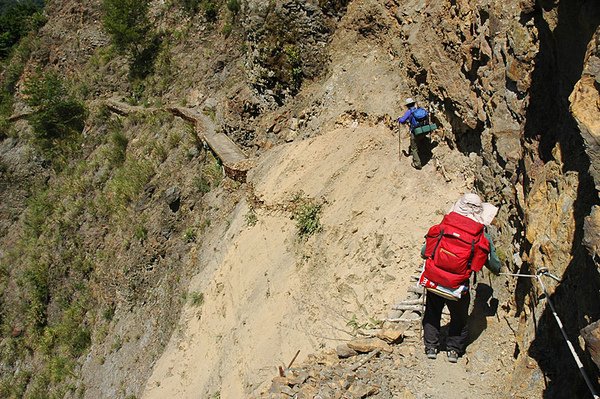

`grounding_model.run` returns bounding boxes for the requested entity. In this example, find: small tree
[180,0,201,13]
[202,1,219,22]
[0,1,45,59]
[227,0,240,15]
[23,72,87,160]
[102,0,163,79]
[102,0,150,56]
